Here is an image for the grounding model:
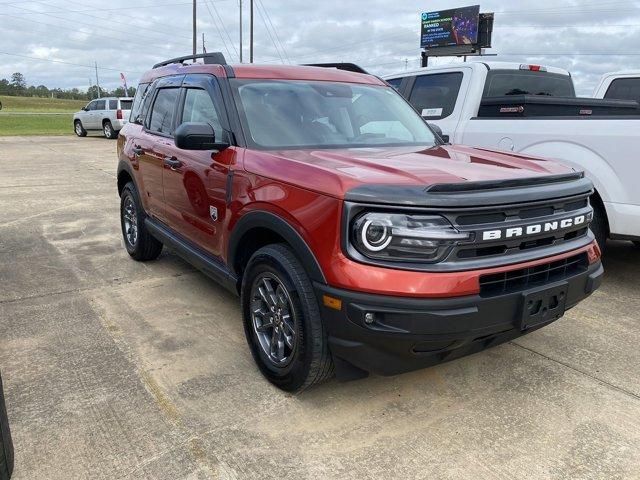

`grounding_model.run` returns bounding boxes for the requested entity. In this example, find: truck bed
[478,95,640,118]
